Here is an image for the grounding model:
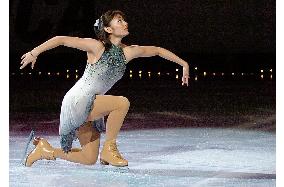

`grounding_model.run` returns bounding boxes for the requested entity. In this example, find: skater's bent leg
[54,122,100,165]
[87,95,130,141]
[86,95,129,166]
[105,97,130,141]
